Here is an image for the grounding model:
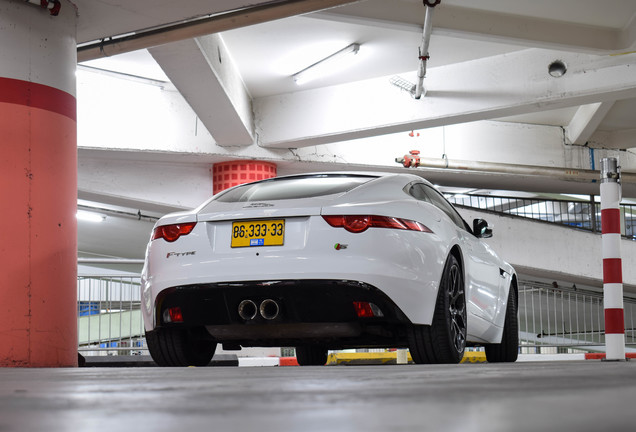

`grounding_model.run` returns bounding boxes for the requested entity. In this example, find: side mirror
[473,219,493,238]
